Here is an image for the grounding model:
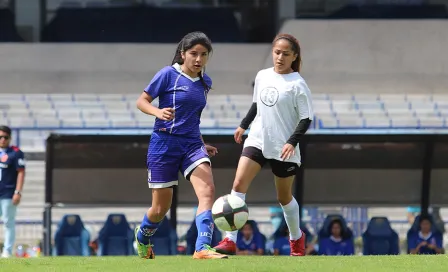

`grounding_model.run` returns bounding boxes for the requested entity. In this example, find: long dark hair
[172,31,213,92]
[272,33,301,73]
